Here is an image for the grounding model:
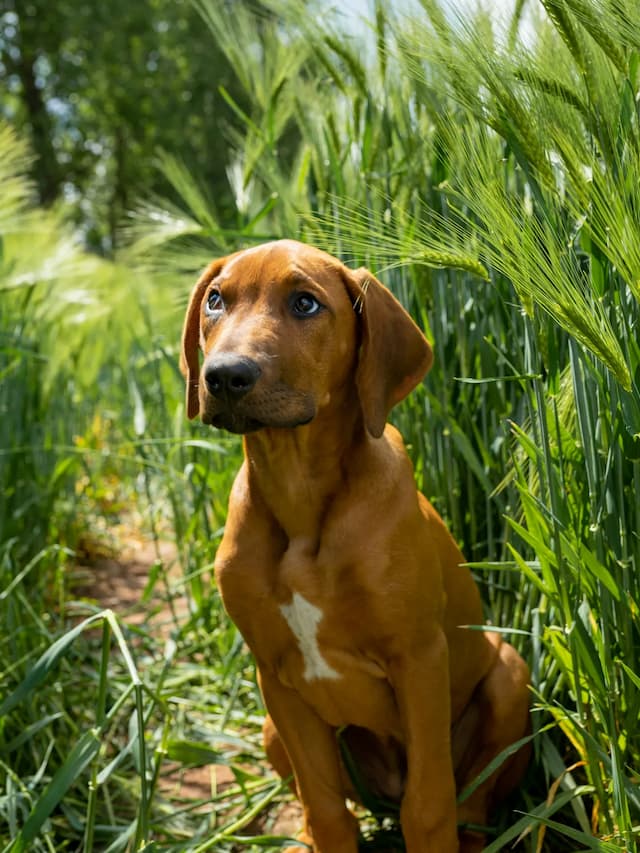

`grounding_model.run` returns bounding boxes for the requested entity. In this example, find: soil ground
[73,526,303,847]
